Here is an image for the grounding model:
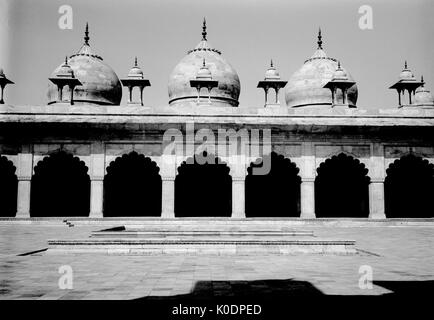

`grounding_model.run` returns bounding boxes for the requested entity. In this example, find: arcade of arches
[1,151,433,219]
